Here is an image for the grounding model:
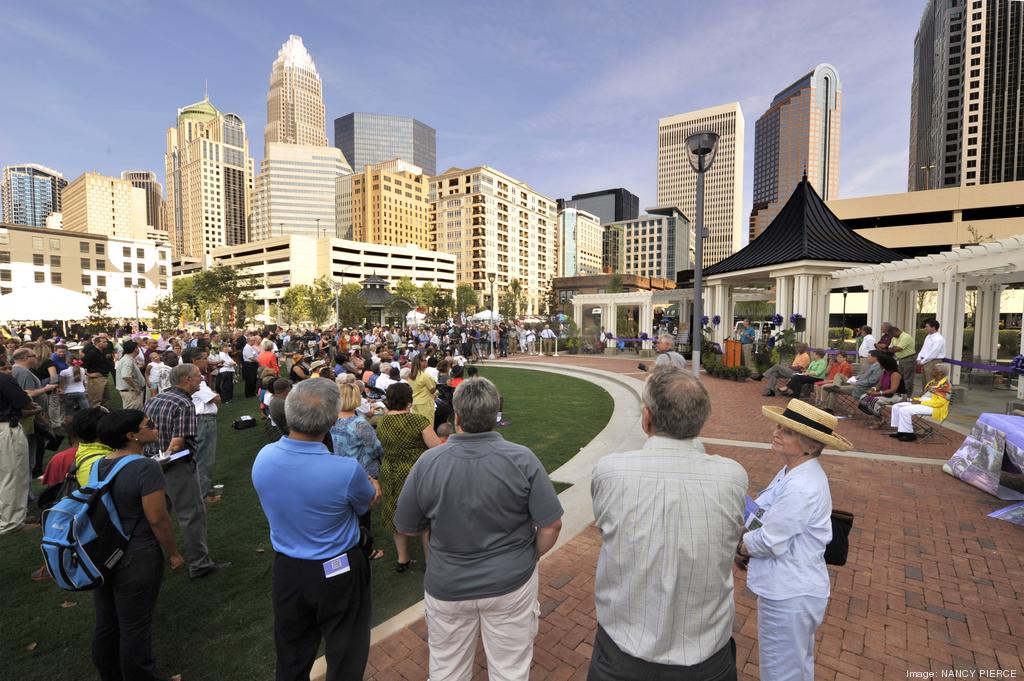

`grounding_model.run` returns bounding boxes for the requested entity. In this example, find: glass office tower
[333,113,436,176]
